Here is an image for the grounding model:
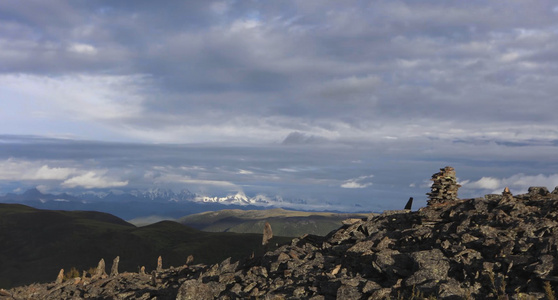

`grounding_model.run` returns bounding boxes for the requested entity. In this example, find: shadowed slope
[0,204,289,289]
